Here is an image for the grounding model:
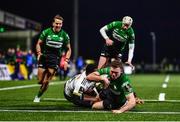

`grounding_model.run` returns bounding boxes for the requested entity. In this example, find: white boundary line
[164,75,170,83]
[161,75,170,88]
[158,75,170,101]
[0,84,39,91]
[43,98,66,101]
[0,81,65,91]
[43,98,180,103]
[162,83,167,88]
[143,99,180,102]
[158,93,165,101]
[0,109,180,114]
